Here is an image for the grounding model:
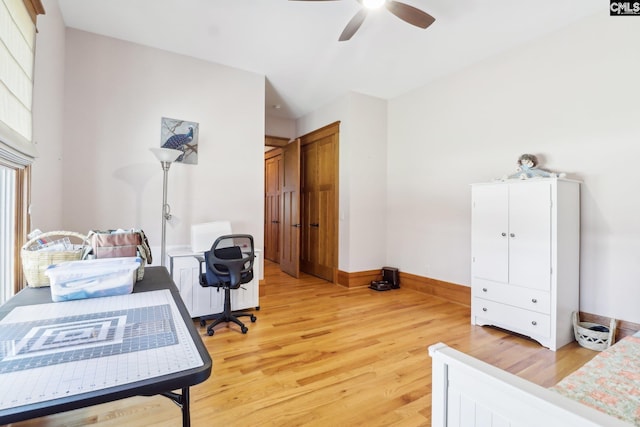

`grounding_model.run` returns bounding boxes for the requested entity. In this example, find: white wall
[297,91,387,273]
[33,4,638,324]
[60,29,265,265]
[31,0,66,232]
[265,115,295,139]
[387,13,640,323]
